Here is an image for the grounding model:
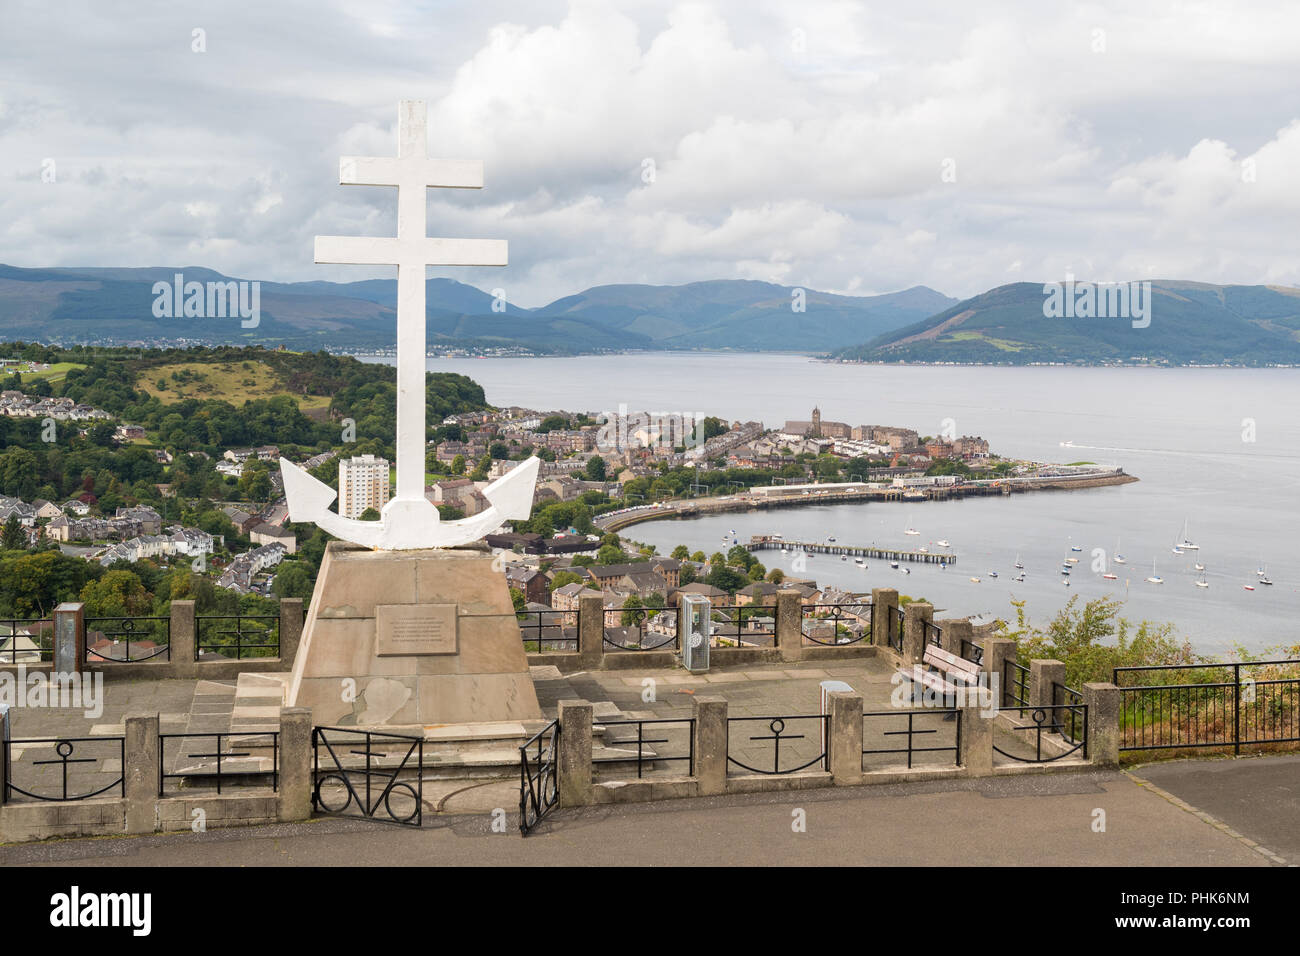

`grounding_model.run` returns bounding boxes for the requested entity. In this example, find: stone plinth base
[287,542,541,726]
